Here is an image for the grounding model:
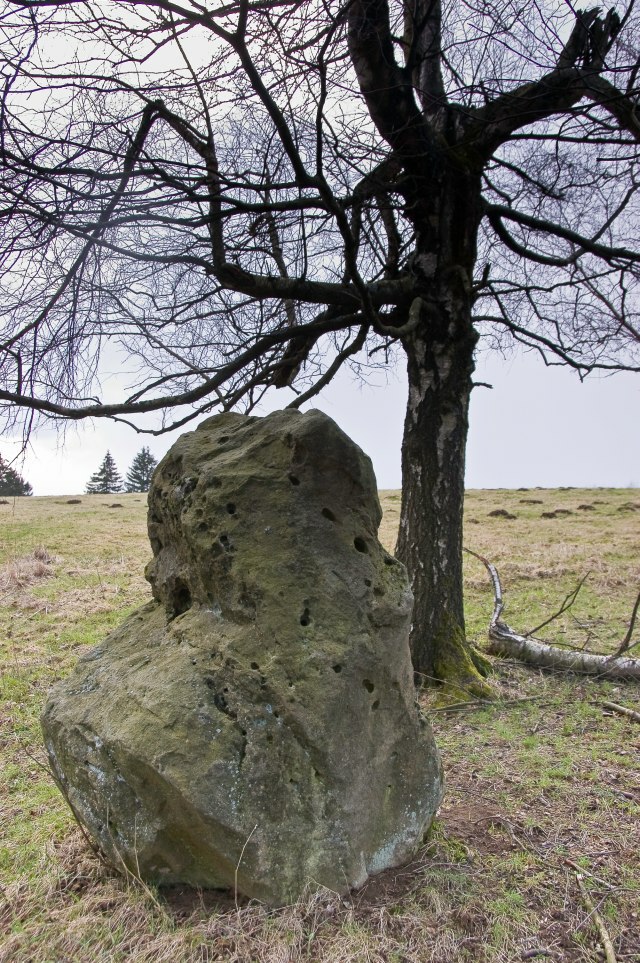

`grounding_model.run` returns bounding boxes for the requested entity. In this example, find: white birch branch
[466,550,640,680]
